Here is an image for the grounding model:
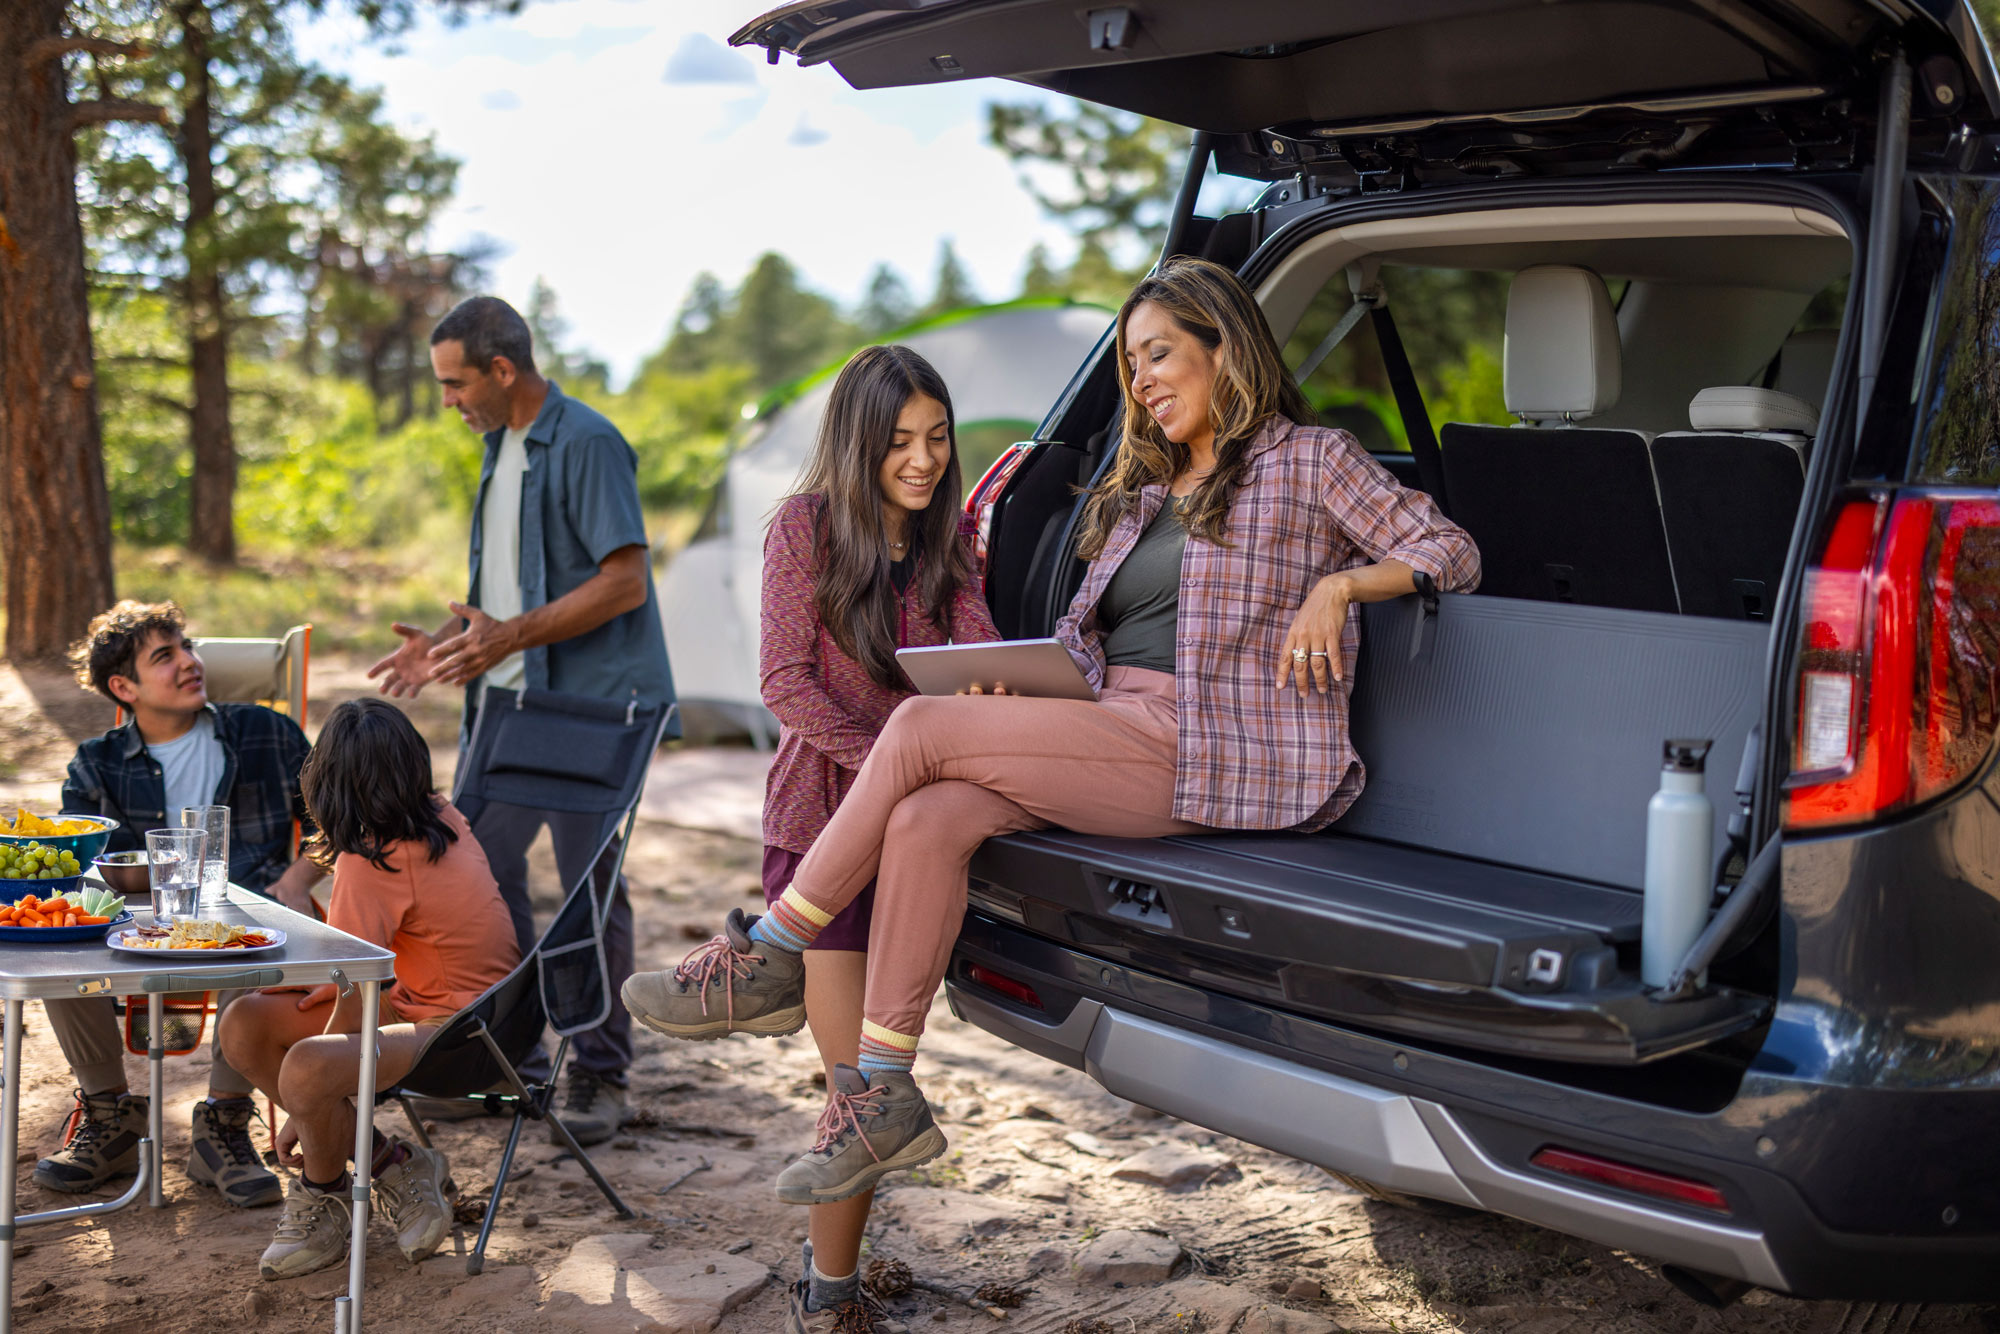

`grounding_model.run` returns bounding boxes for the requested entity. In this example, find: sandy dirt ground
[0,655,1995,1334]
